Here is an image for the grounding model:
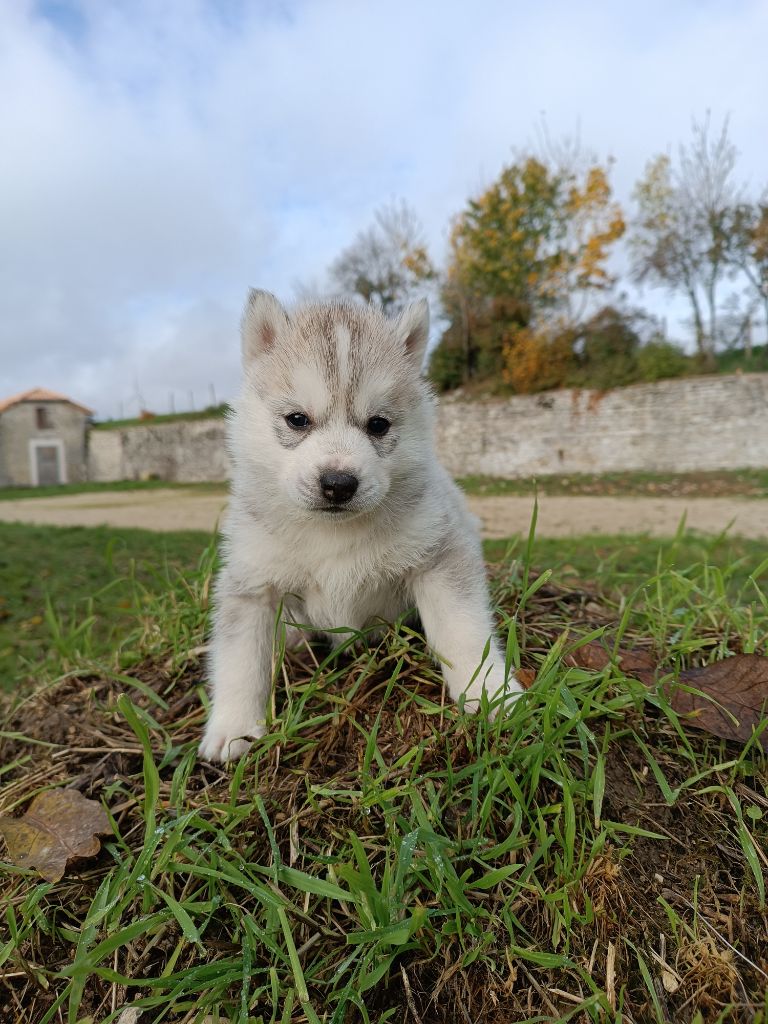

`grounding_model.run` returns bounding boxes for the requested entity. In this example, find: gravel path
[1,488,767,539]
[470,494,768,539]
